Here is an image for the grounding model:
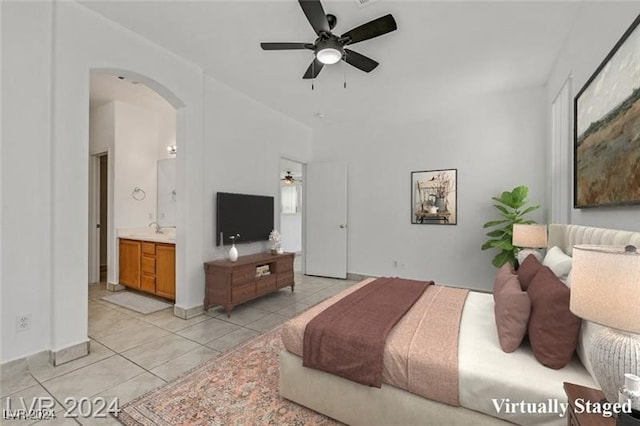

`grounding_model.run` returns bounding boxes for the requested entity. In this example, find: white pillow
[564,269,572,288]
[542,246,572,281]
